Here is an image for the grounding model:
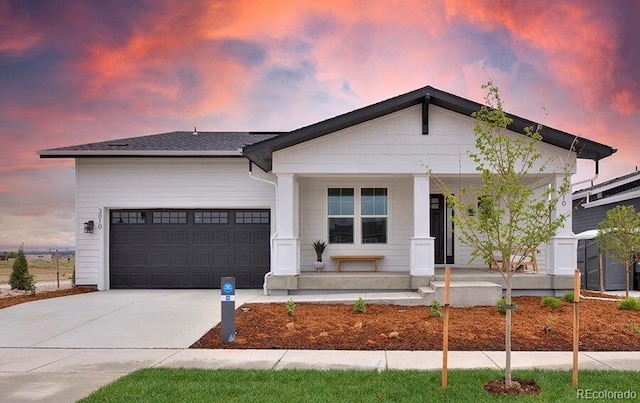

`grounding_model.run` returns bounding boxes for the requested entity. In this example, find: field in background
[0,257,75,284]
